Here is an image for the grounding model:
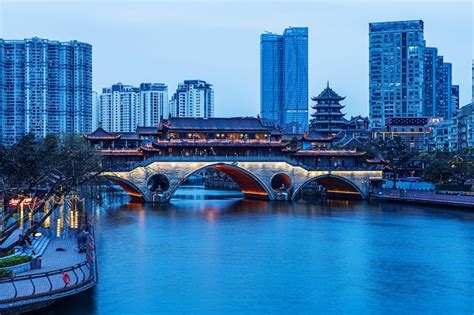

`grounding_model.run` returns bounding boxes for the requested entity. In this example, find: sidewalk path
[374,190,474,208]
[0,238,92,303]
